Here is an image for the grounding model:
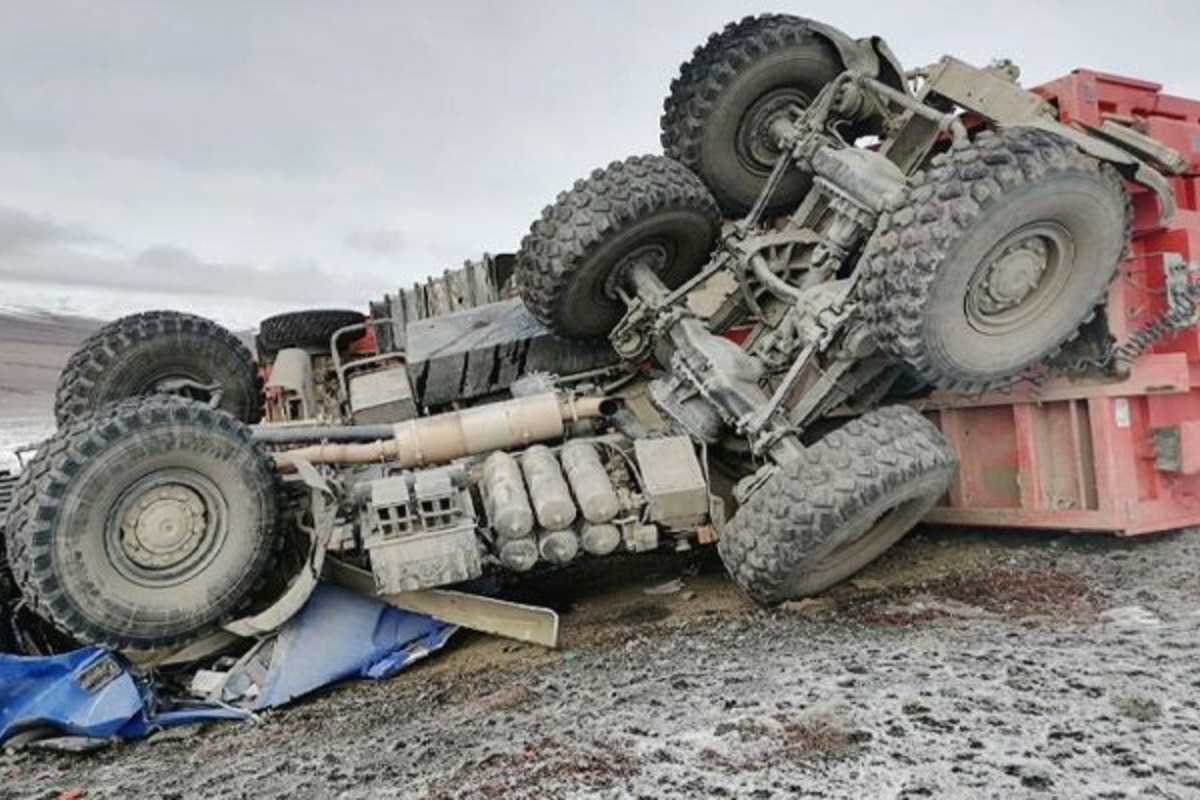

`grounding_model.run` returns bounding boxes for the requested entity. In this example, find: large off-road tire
[257,308,366,358]
[516,155,721,339]
[718,406,957,605]
[661,14,857,217]
[5,396,280,650]
[859,128,1130,392]
[55,310,263,425]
